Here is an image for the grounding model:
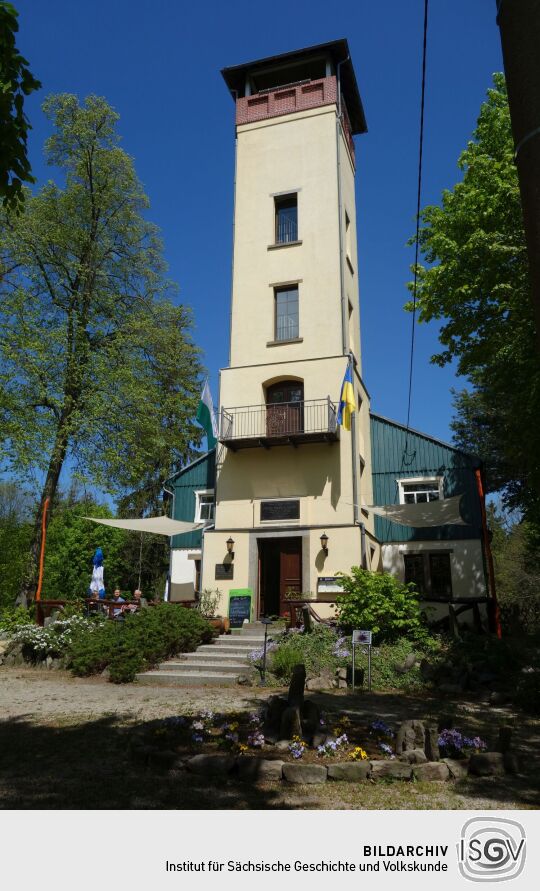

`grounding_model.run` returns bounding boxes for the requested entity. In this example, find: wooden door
[266,381,304,437]
[279,539,302,616]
